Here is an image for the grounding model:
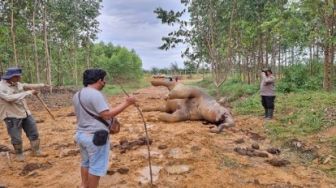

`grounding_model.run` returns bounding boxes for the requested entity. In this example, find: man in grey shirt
[260,67,276,119]
[73,69,135,188]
